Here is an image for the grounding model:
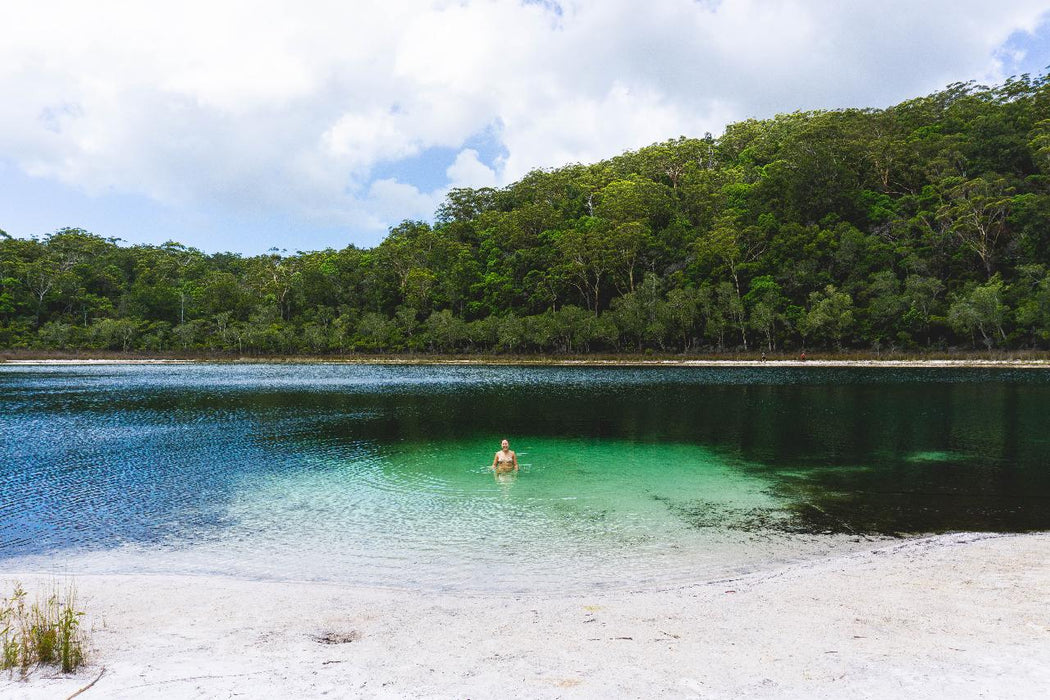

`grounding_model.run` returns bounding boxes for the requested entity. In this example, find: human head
[501,439,509,450]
